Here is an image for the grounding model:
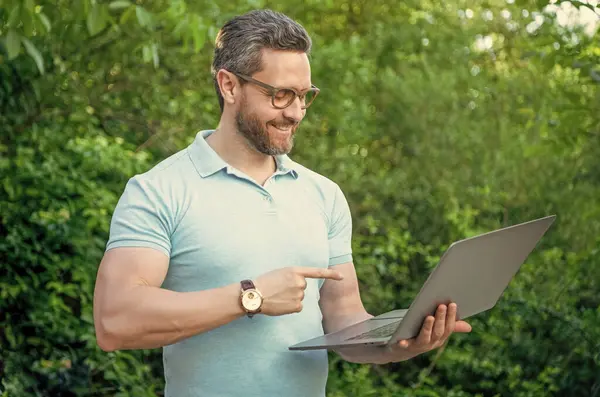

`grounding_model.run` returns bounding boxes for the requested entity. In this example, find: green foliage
[0,112,161,394]
[1,0,599,395]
